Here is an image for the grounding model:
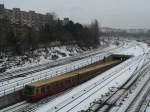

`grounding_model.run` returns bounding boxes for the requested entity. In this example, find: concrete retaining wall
[0,90,23,109]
